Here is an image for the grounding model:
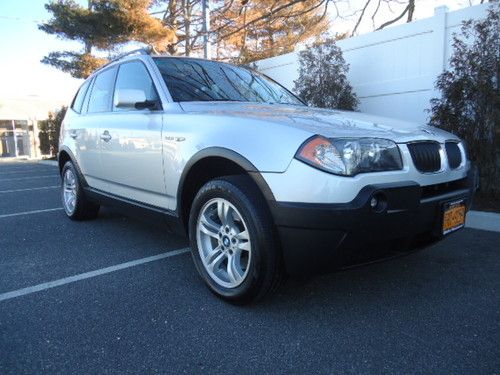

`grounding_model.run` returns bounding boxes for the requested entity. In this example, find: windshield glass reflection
[153,57,304,106]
